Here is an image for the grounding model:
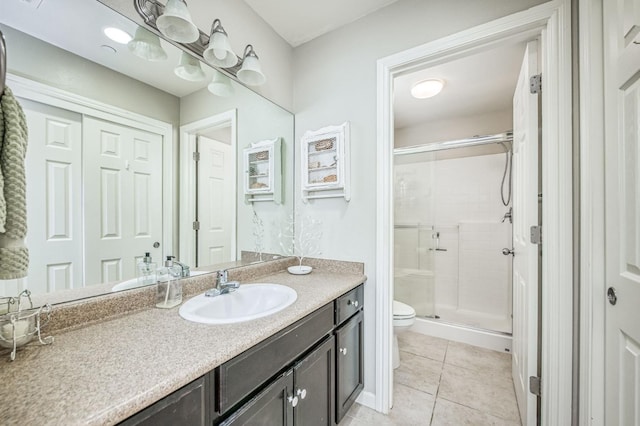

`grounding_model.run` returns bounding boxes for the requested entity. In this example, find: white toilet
[393,300,416,369]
